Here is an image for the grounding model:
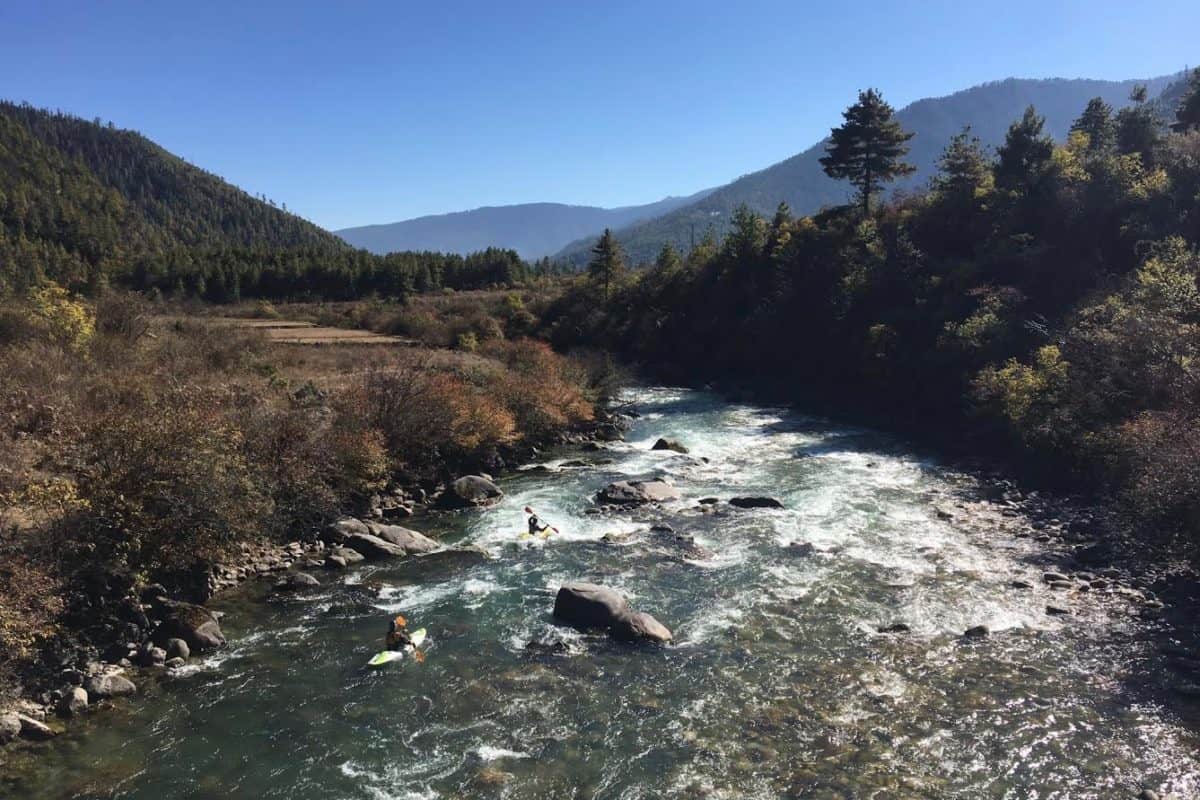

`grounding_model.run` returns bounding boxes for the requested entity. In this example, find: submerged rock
[651,438,689,454]
[274,572,320,591]
[964,625,990,638]
[325,547,365,568]
[878,622,911,634]
[596,480,681,506]
[729,496,784,509]
[445,475,504,508]
[412,545,492,568]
